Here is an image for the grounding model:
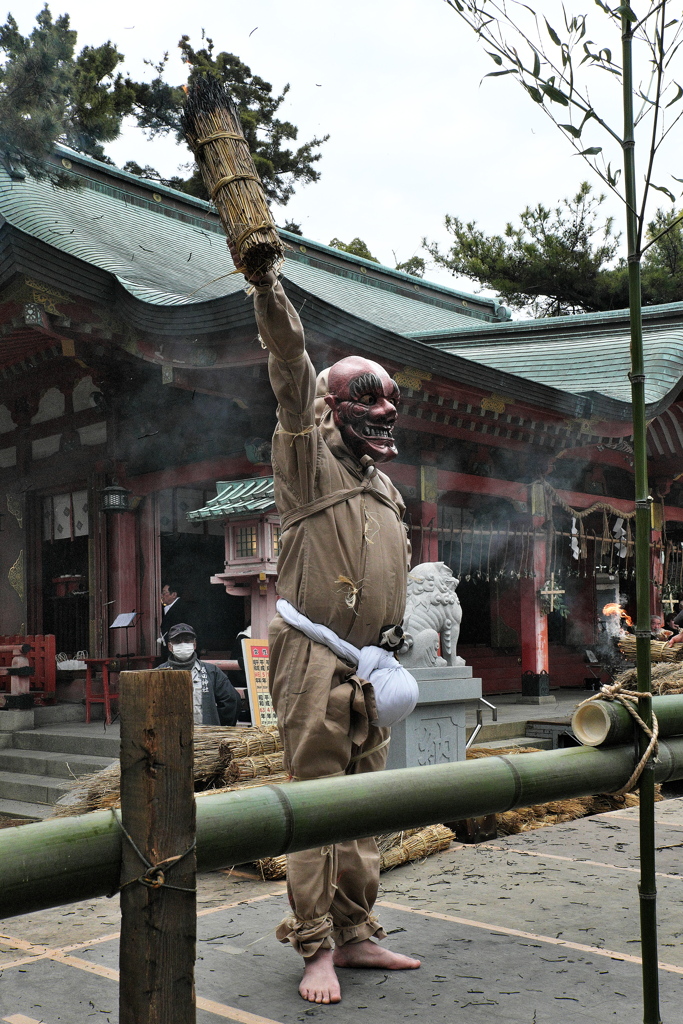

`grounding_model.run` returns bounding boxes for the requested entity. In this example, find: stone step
[12,726,120,758]
[467,719,534,743]
[34,704,86,726]
[468,735,553,752]
[0,704,86,735]
[0,748,114,779]
[0,797,54,820]
[0,770,72,805]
